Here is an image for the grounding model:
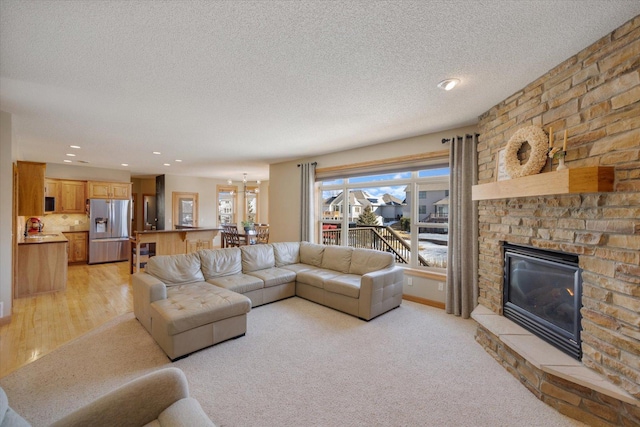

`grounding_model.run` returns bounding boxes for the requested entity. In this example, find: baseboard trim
[402,294,445,309]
